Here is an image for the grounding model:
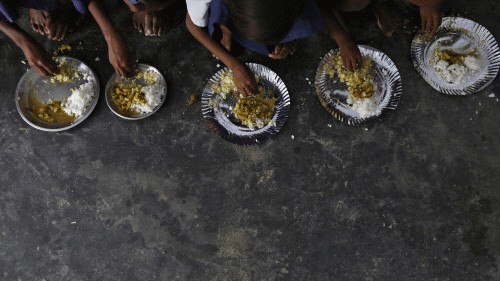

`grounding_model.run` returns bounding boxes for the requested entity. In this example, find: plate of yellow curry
[315,46,402,126]
[105,64,167,120]
[15,56,99,132]
[202,63,290,145]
